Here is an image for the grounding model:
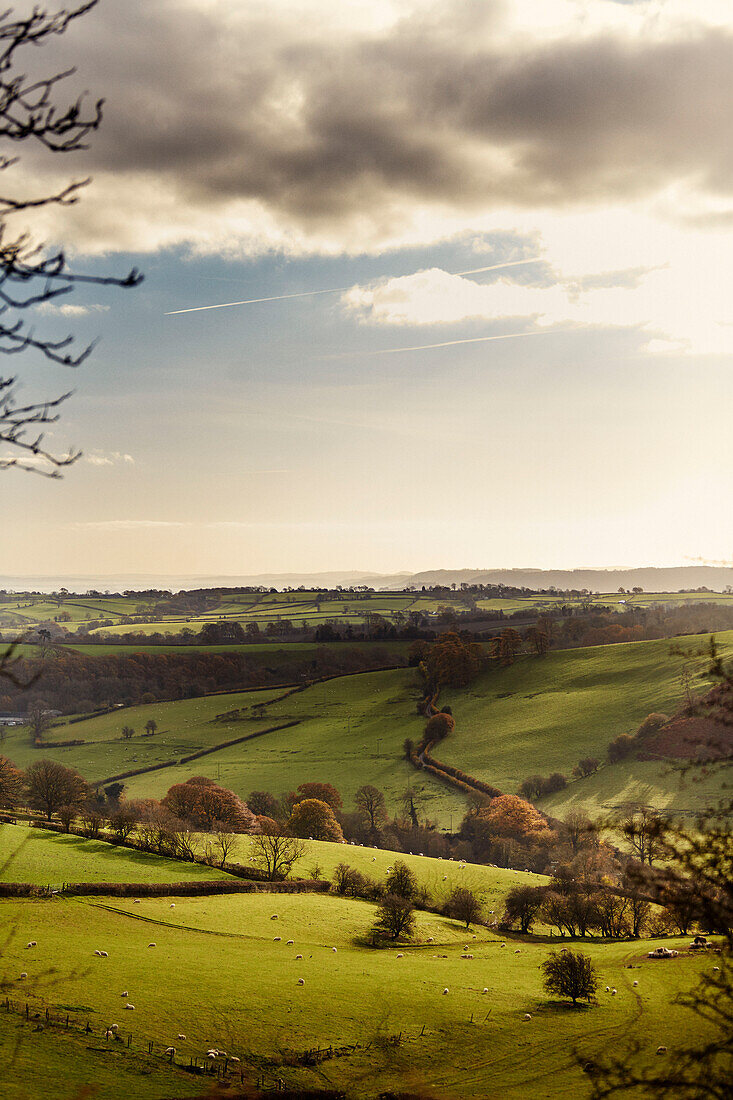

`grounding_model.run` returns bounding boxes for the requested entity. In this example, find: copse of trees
[518,772,568,800]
